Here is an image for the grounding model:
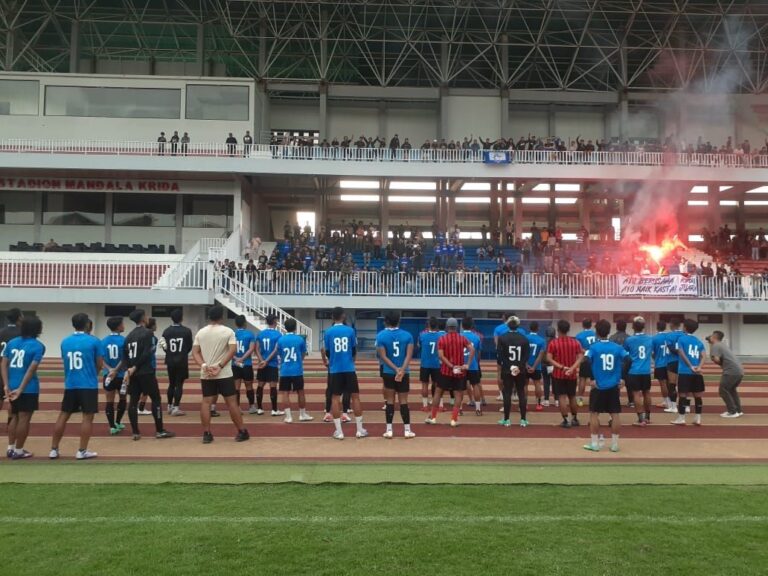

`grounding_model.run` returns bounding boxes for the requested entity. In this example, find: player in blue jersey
[321,307,367,440]
[2,316,44,459]
[573,319,627,453]
[277,319,312,423]
[101,316,127,435]
[624,317,653,426]
[377,311,416,439]
[418,317,443,411]
[461,317,484,416]
[575,319,597,407]
[254,314,284,416]
[672,318,706,426]
[493,313,511,402]
[526,321,547,410]
[232,315,257,413]
[50,313,103,460]
[665,318,684,411]
[652,320,676,413]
